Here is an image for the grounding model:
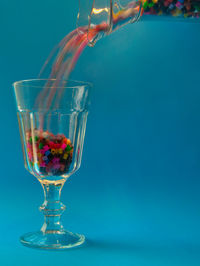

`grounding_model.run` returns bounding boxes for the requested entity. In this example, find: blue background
[1,0,200,265]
